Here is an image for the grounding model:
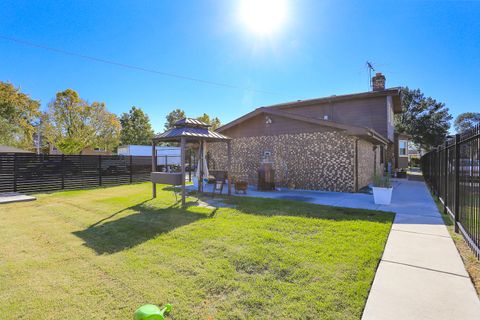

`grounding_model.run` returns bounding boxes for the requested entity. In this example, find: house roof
[216,88,402,145]
[217,107,388,145]
[0,145,34,153]
[153,118,230,142]
[263,87,403,113]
